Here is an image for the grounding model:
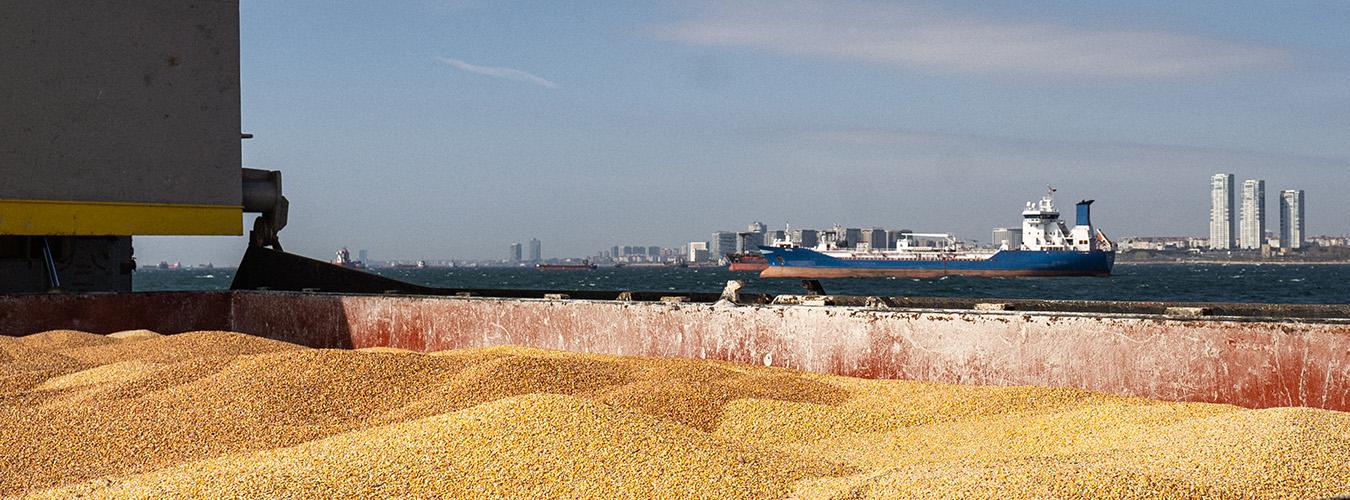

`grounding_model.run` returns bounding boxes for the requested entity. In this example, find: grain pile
[3,330,1349,499]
